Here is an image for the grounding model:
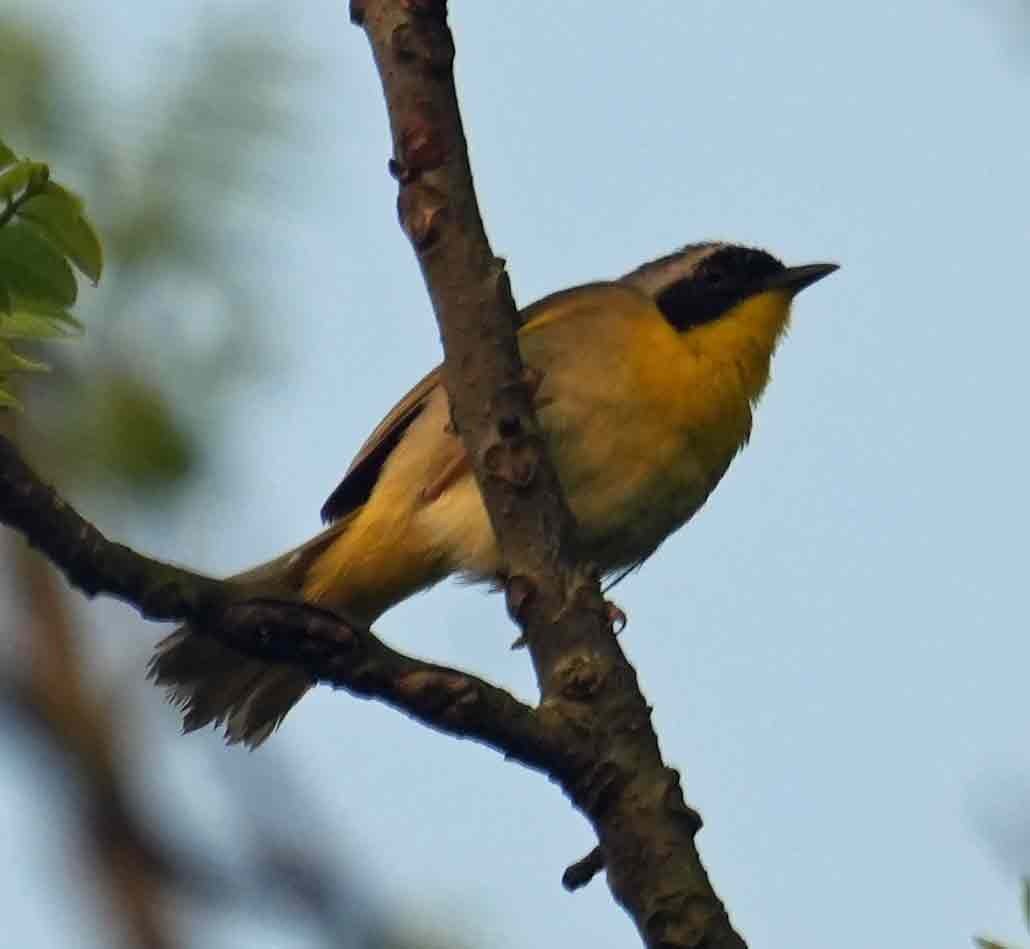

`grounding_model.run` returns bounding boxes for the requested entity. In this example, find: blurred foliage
[979,0,1030,57]
[0,12,476,949]
[0,137,100,407]
[0,16,301,499]
[976,879,1030,948]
